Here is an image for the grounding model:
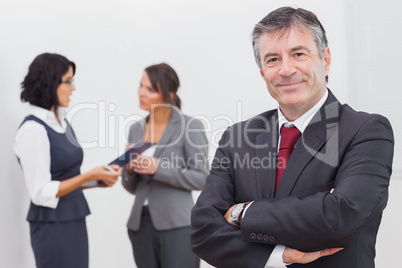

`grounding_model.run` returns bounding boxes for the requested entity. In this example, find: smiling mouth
[278,81,303,87]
